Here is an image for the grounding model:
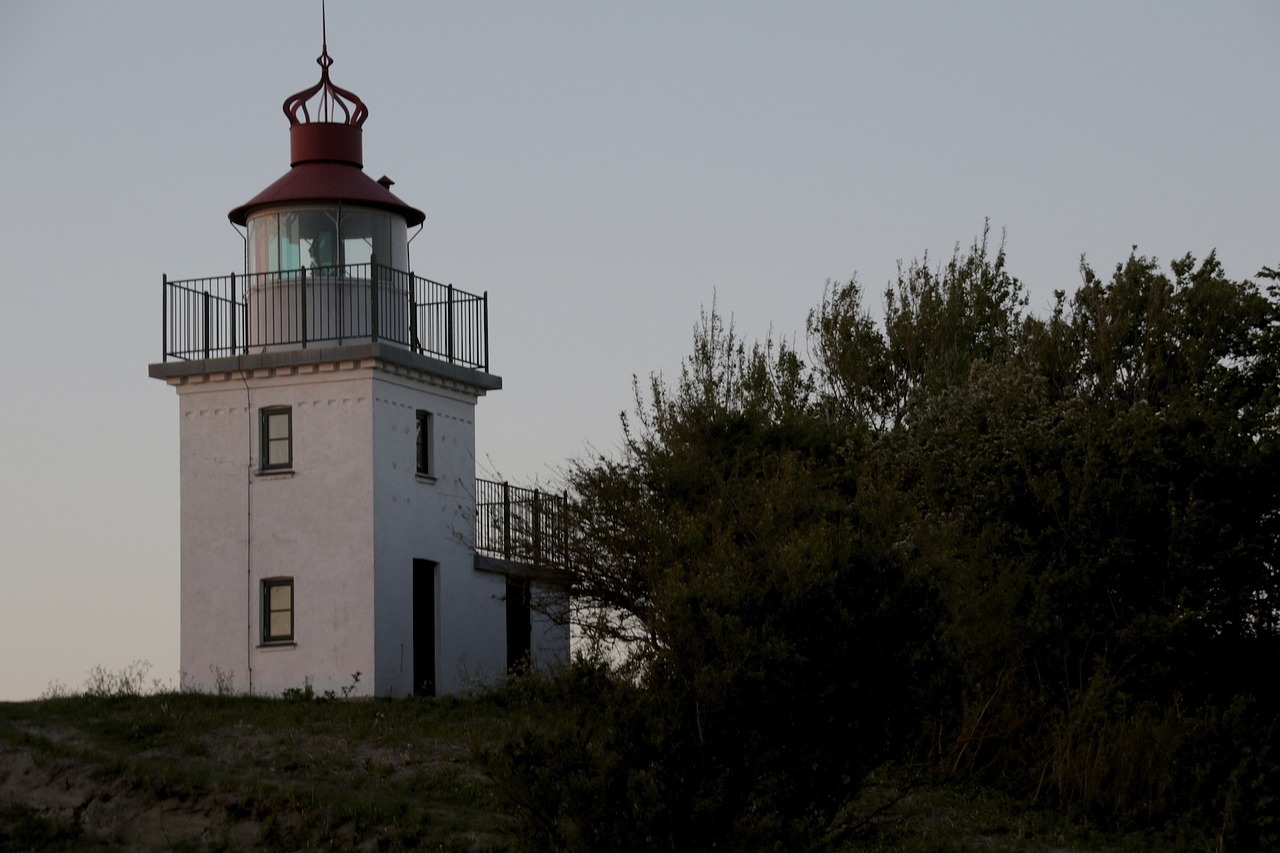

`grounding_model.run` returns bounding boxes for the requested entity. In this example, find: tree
[495,311,950,850]
[813,244,1280,838]
[492,236,1280,849]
